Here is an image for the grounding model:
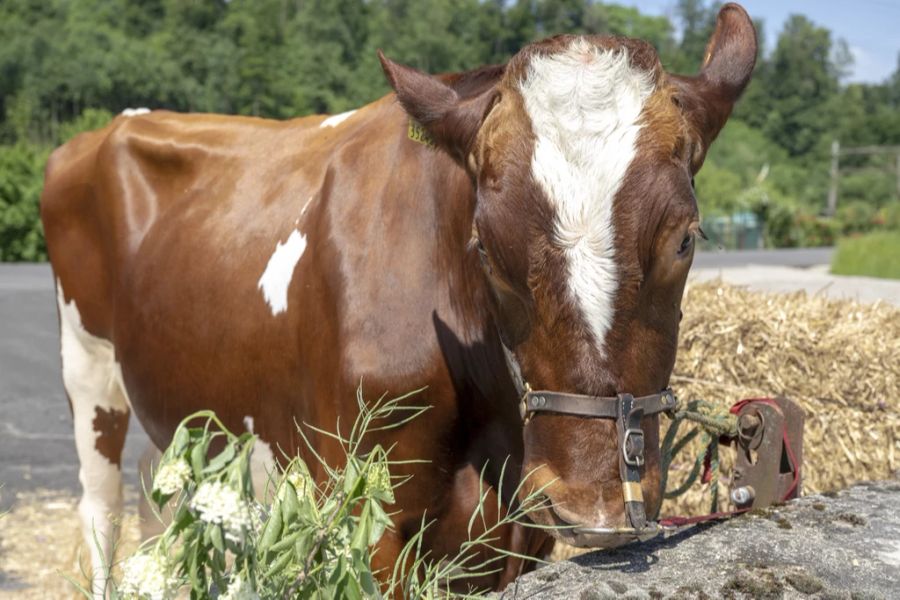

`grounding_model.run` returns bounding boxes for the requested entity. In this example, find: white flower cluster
[119,552,178,600]
[153,459,192,496]
[219,573,261,600]
[190,480,252,543]
[285,469,310,496]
